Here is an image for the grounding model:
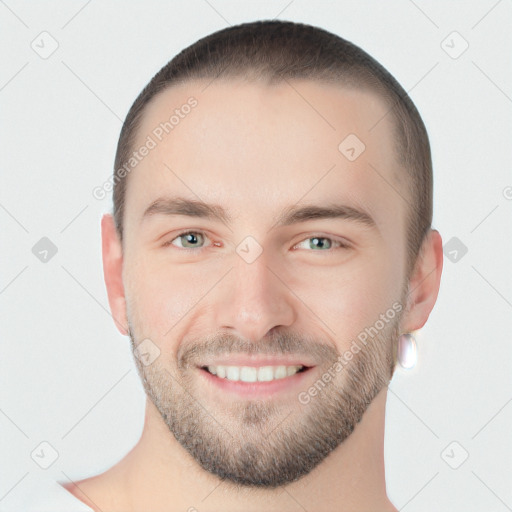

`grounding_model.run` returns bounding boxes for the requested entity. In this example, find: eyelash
[162,230,351,252]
